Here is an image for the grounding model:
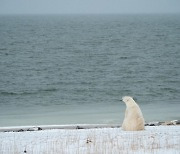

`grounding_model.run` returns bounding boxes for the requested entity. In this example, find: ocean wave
[160,87,179,93]
[0,48,7,51]
[0,88,58,96]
